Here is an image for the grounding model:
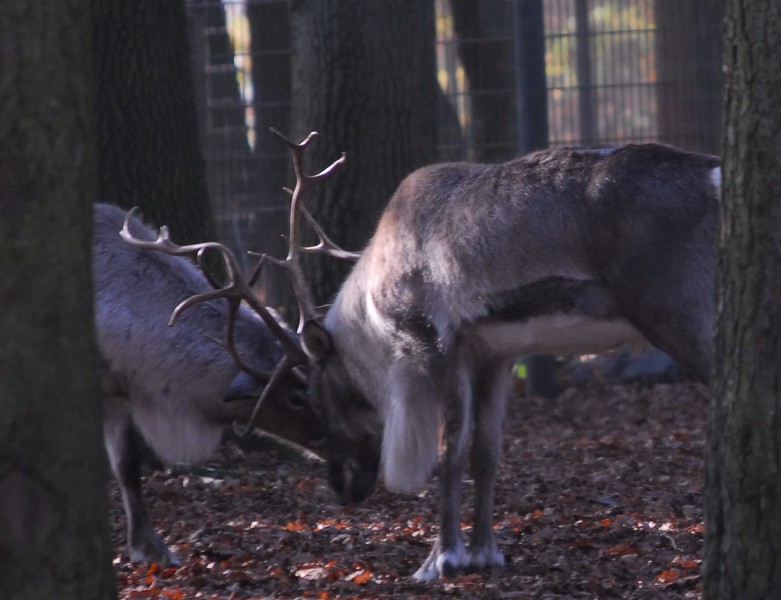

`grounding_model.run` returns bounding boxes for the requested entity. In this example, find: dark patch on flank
[486,277,620,323]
